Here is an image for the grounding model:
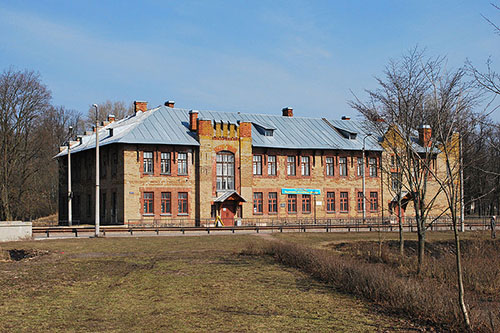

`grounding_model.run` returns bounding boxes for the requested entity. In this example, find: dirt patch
[1,249,51,261]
